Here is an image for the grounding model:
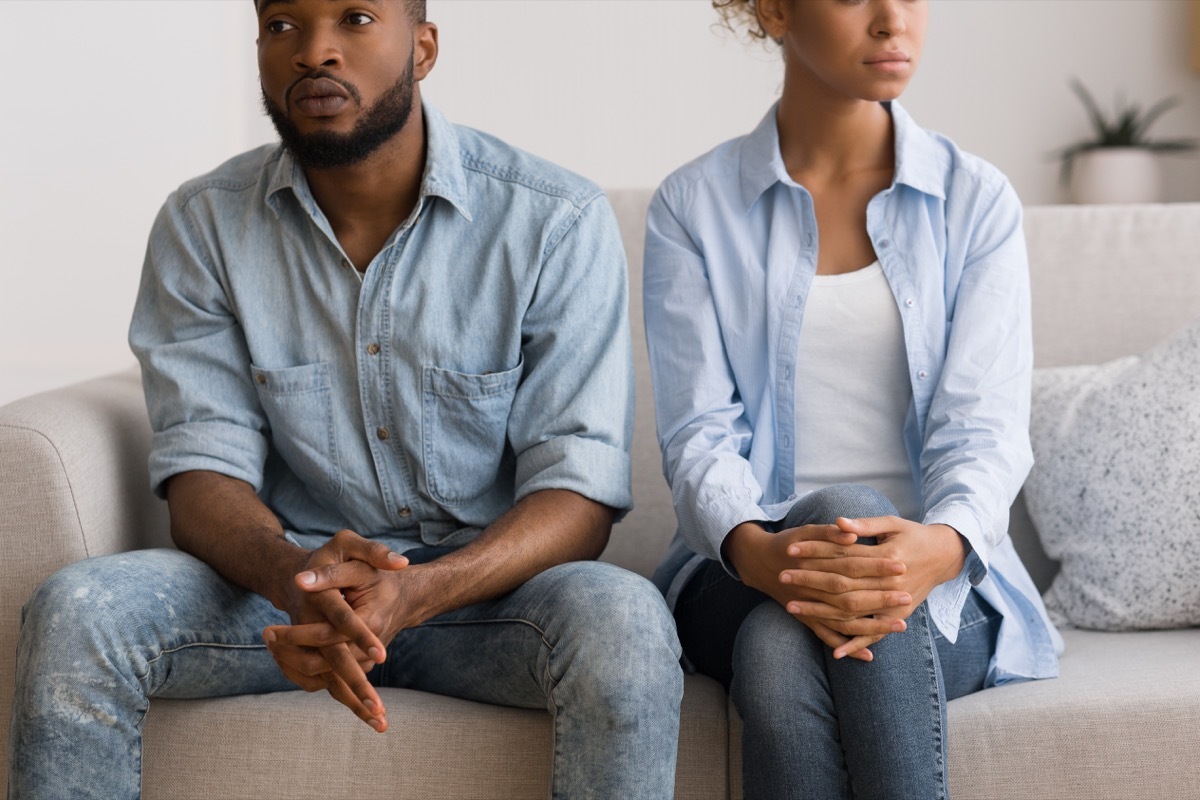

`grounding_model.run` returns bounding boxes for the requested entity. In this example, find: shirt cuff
[924,502,989,584]
[515,435,632,517]
[148,421,268,498]
[926,567,975,643]
[678,491,769,580]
